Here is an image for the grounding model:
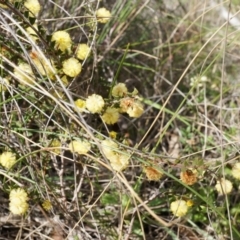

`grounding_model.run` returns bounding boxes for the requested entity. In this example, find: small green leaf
[100,193,118,205]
